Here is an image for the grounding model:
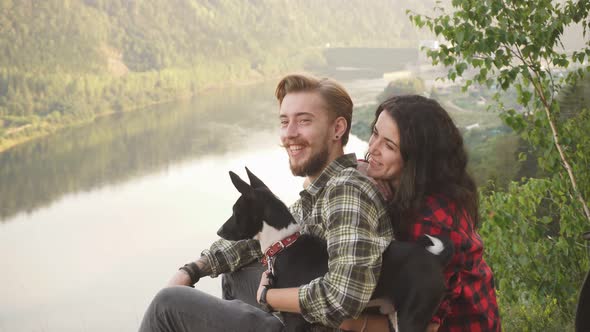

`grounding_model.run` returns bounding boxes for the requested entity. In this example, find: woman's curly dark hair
[367,95,479,238]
